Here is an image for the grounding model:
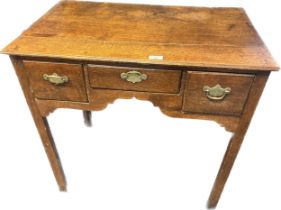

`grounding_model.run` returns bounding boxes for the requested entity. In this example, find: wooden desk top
[2,1,279,71]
